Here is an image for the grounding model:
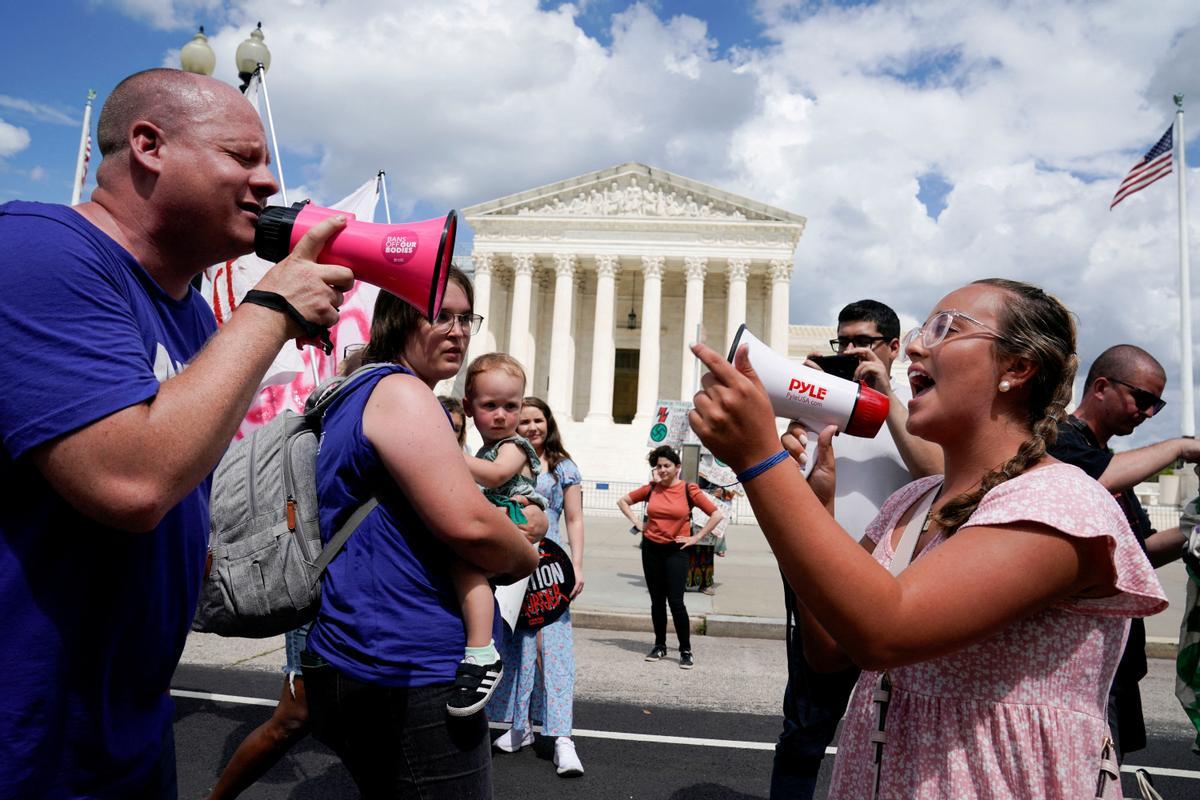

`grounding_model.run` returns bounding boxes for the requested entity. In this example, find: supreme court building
[452,162,809,485]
